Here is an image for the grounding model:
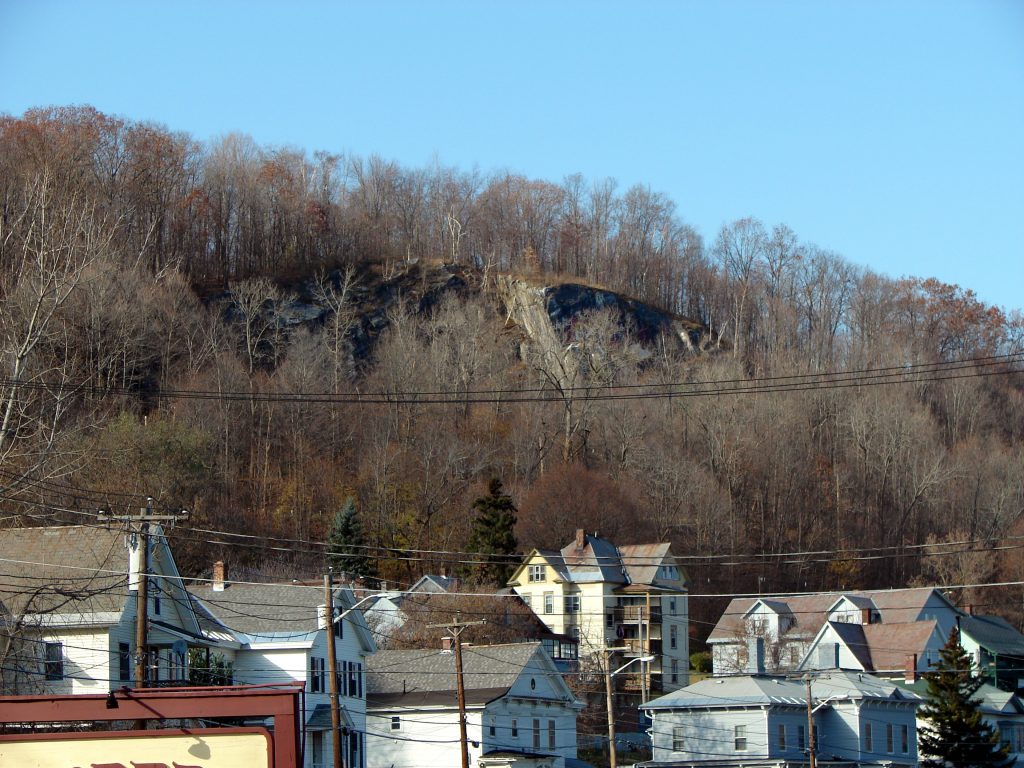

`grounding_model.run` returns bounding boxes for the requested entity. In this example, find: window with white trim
[391,716,401,730]
[309,656,325,693]
[672,726,685,751]
[734,725,747,751]
[44,642,63,680]
[543,593,553,614]
[528,565,545,582]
